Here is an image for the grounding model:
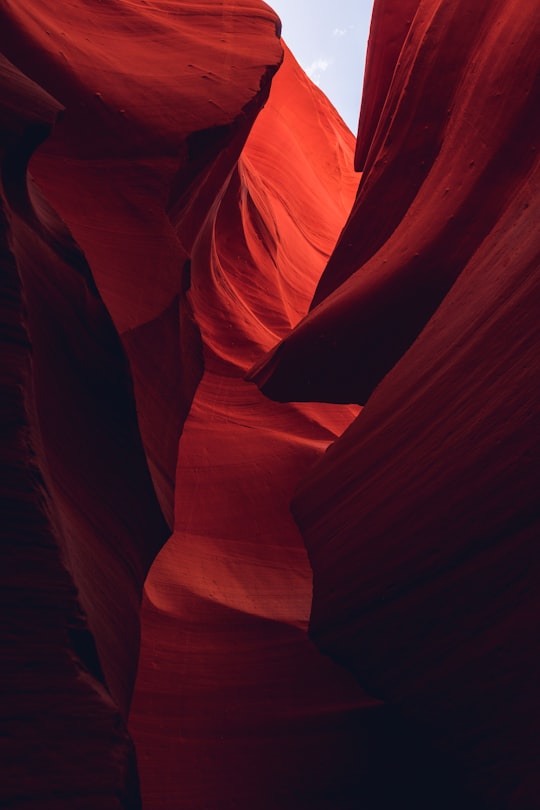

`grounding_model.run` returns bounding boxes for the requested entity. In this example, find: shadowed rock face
[250,0,540,406]
[254,0,540,807]
[128,45,384,810]
[0,1,283,806]
[0,52,159,809]
[1,1,539,809]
